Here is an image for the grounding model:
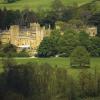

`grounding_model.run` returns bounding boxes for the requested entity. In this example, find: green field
[95,1,100,12]
[0,57,100,78]
[0,0,92,11]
